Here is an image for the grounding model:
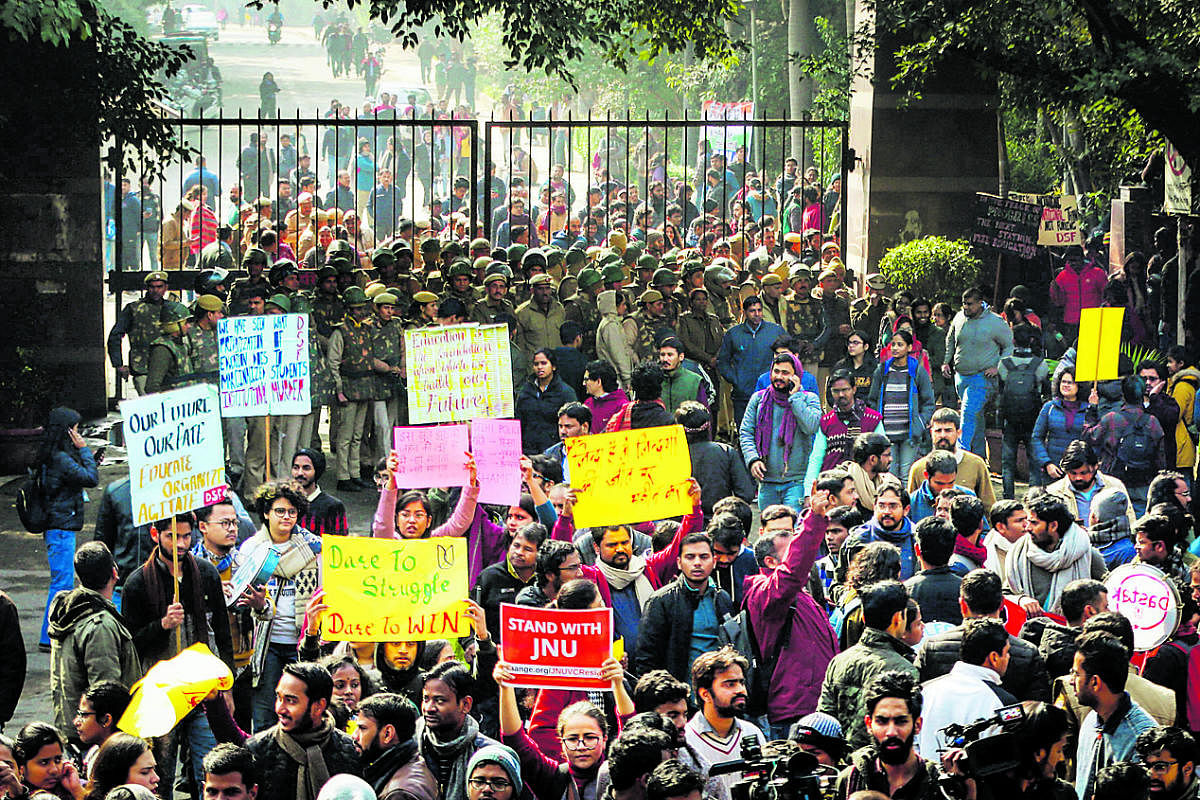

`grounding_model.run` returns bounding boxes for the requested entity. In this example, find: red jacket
[1050,262,1107,324]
